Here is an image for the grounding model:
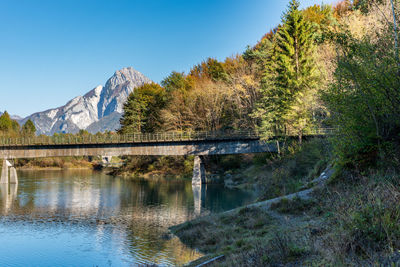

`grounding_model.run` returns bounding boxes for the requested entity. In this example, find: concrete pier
[0,160,18,184]
[10,167,18,184]
[192,156,206,186]
[0,160,8,184]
